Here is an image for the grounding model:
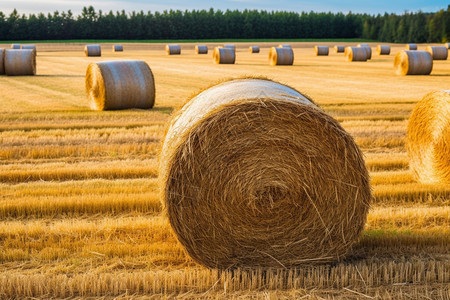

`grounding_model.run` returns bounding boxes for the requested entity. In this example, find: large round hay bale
[394,50,433,75]
[314,46,329,56]
[4,49,36,76]
[334,45,345,53]
[269,47,294,65]
[85,45,101,57]
[11,44,20,49]
[0,49,5,75]
[159,78,372,268]
[213,47,235,64]
[112,45,123,52]
[195,45,208,54]
[85,60,155,110]
[249,46,260,53]
[407,90,450,184]
[406,44,418,50]
[345,47,367,62]
[224,44,236,51]
[376,45,391,55]
[425,46,448,60]
[165,44,181,55]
